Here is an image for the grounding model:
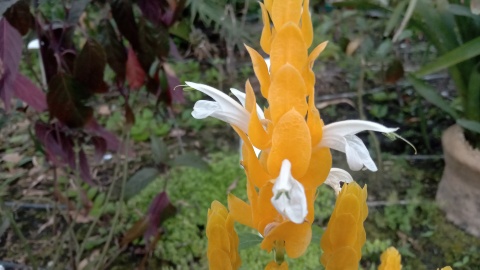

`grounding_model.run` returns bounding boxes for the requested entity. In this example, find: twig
[2,201,66,210]
[97,131,131,267]
[367,199,418,207]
